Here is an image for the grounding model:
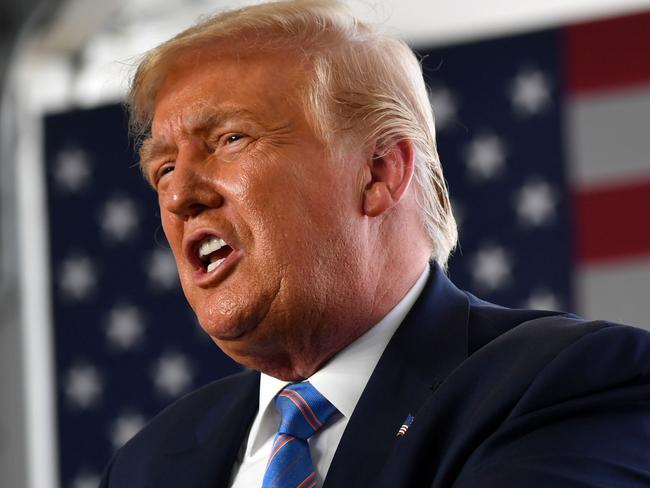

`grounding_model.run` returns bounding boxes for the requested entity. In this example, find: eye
[225,134,244,144]
[205,133,250,155]
[154,162,175,186]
